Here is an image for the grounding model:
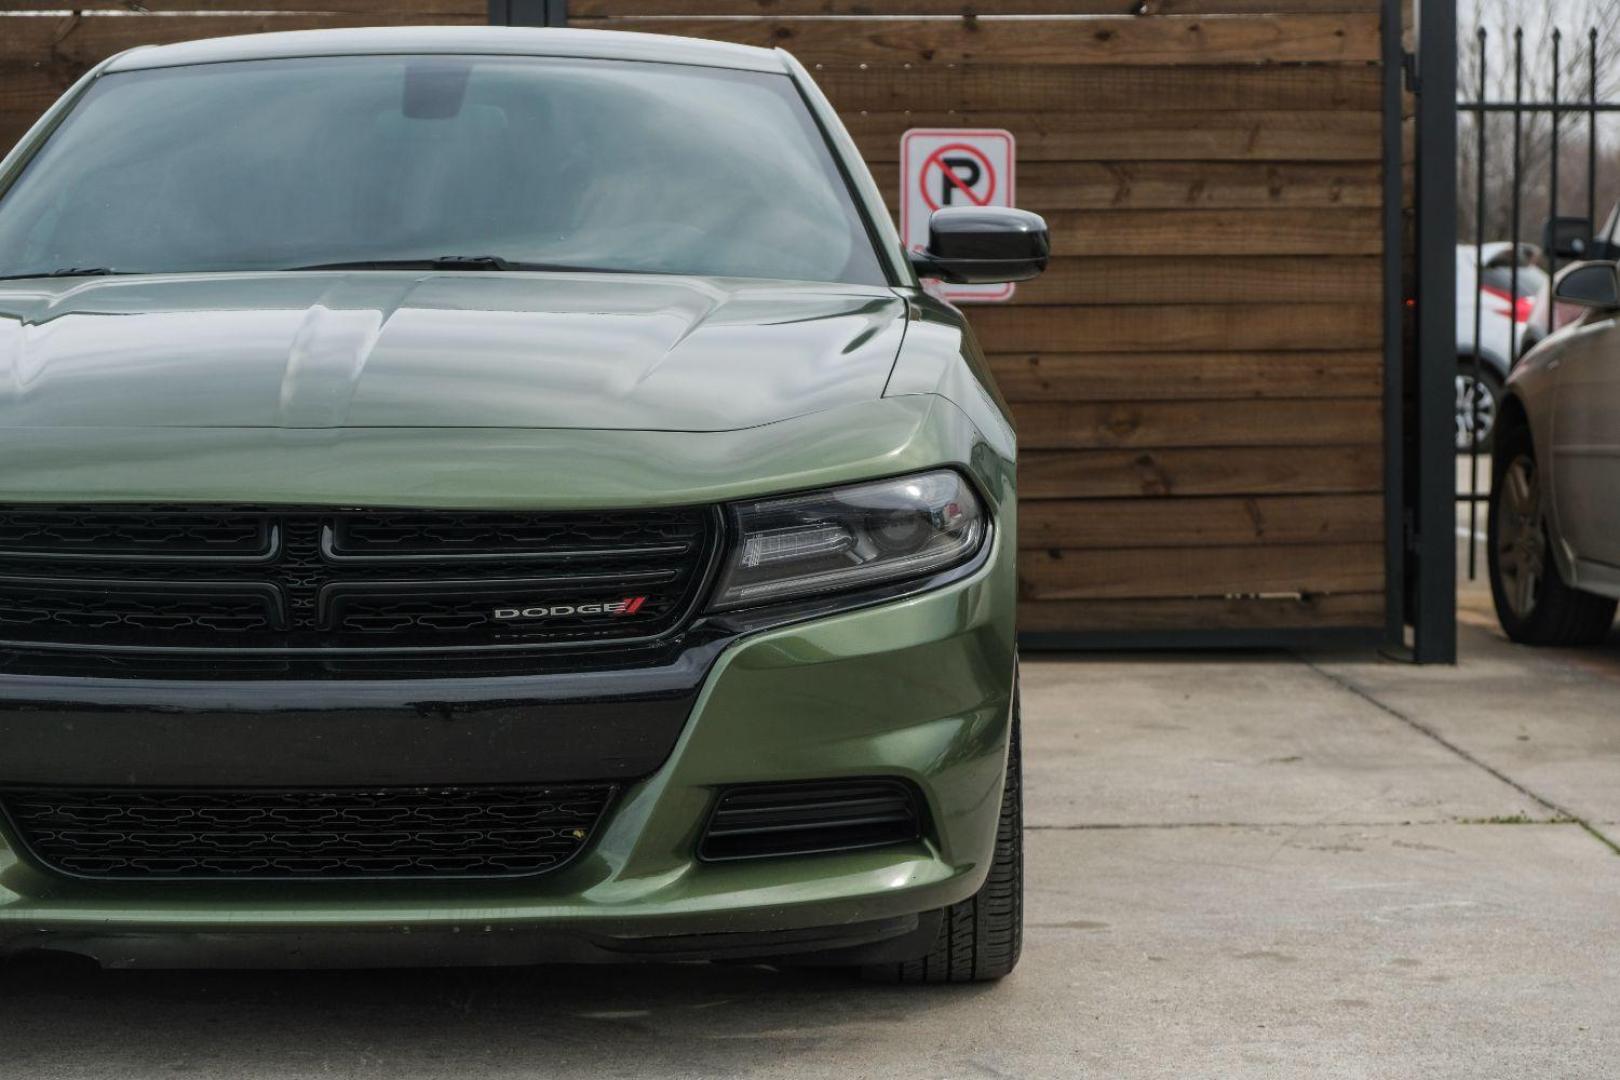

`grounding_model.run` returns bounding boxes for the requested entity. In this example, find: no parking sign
[900,128,1017,303]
